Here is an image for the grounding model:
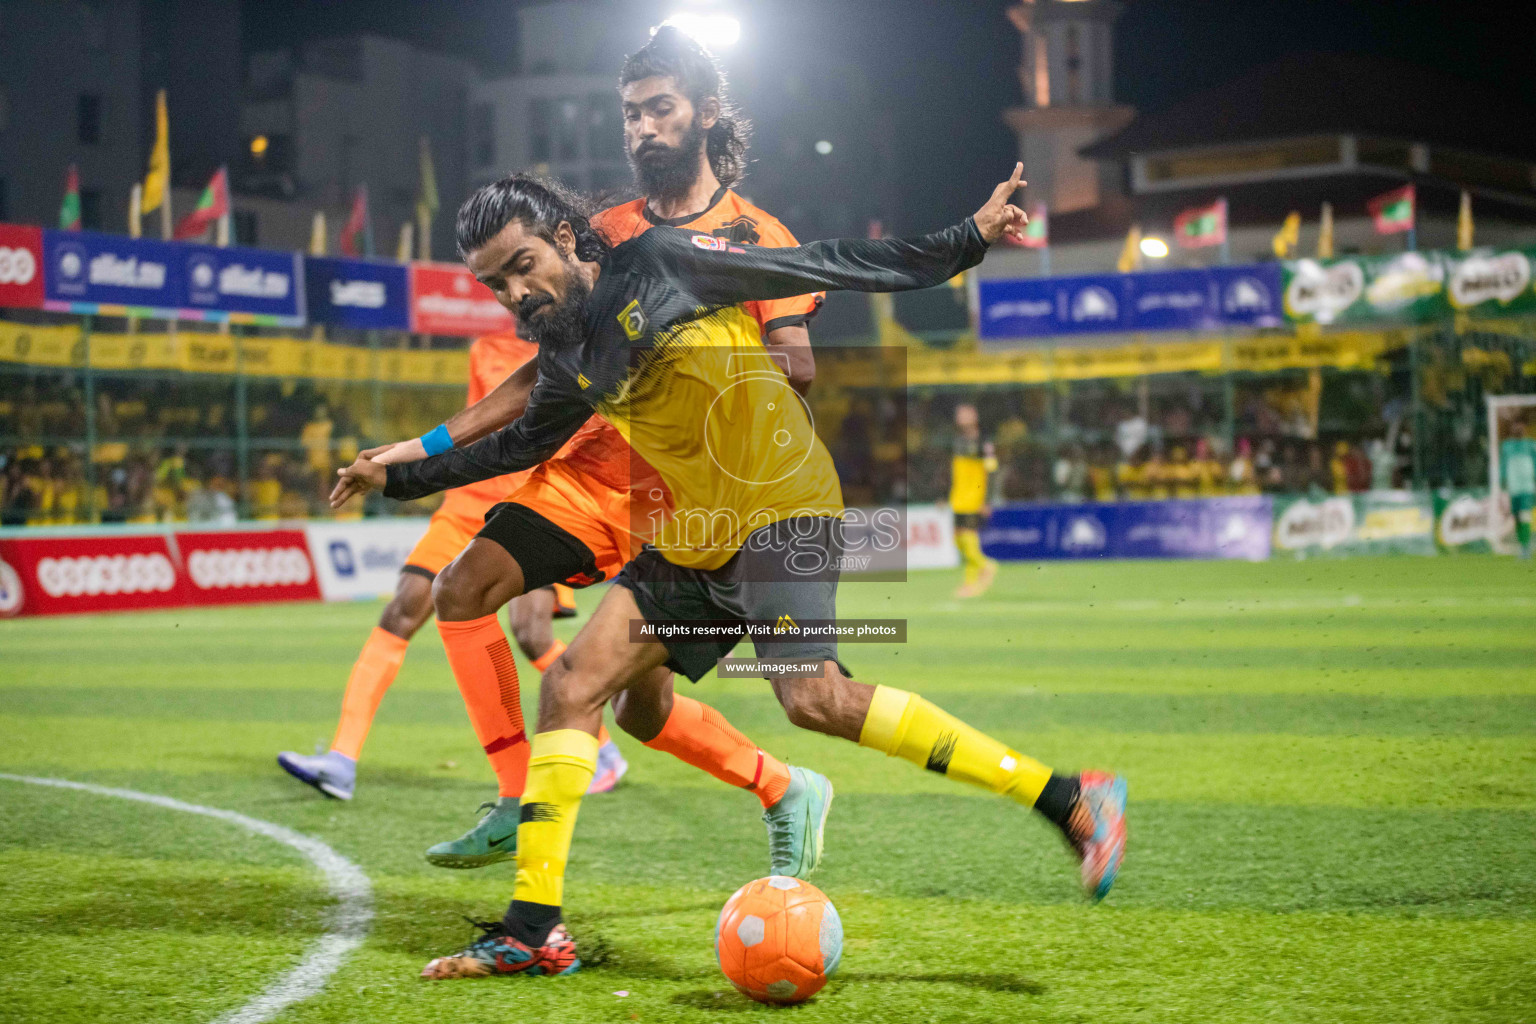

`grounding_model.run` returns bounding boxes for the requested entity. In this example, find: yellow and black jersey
[386,218,989,569]
[949,436,996,515]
